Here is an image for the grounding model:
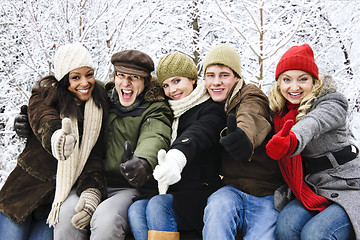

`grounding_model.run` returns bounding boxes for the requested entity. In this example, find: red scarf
[274,102,331,212]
